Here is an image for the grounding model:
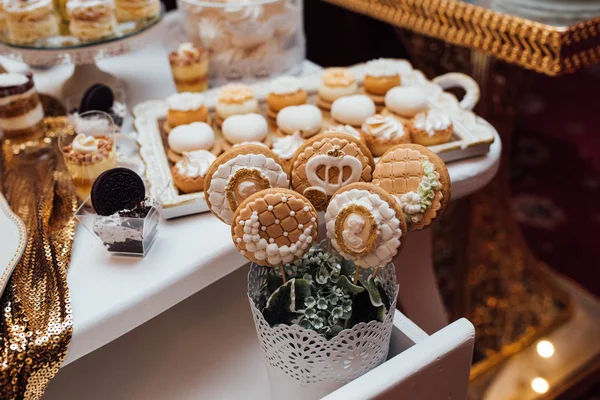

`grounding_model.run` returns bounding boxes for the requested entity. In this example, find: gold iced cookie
[289,133,375,211]
[372,144,450,230]
[231,188,319,267]
[205,144,289,224]
[325,182,407,269]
